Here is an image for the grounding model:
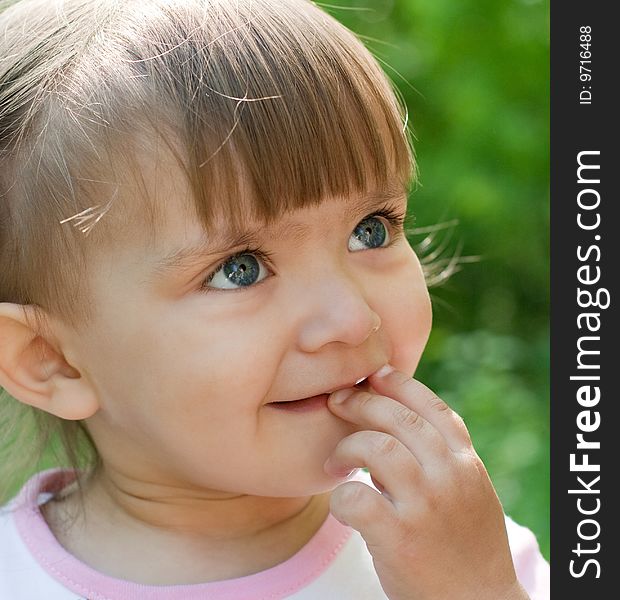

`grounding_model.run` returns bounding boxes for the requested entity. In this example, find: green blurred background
[325,0,549,560]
